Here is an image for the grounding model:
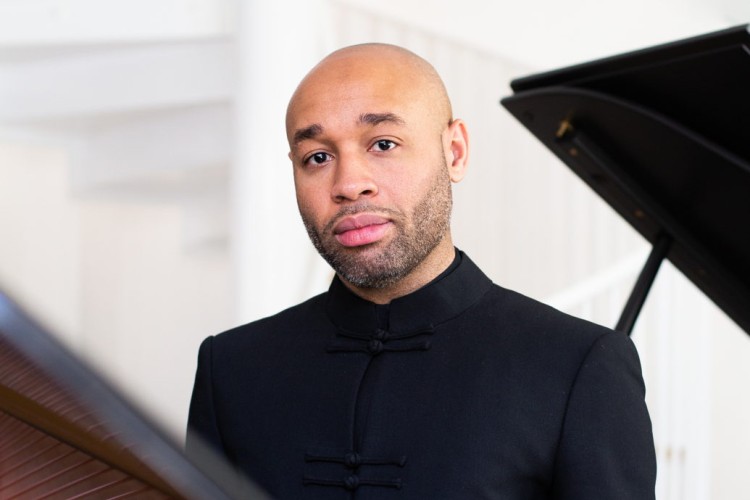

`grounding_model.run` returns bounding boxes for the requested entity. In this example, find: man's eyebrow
[292,114,402,145]
[359,113,405,126]
[292,124,323,145]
